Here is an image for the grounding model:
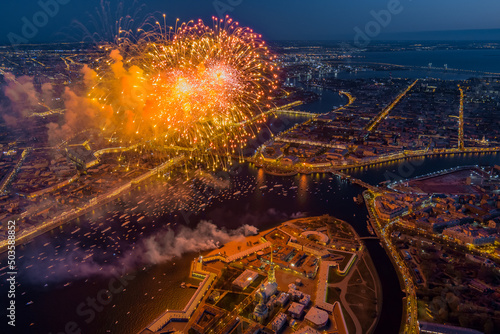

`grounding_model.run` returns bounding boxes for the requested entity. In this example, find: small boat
[181,282,186,288]
[367,224,375,235]
[259,185,268,190]
[26,301,33,305]
[353,194,364,205]
[233,191,241,195]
